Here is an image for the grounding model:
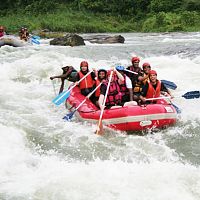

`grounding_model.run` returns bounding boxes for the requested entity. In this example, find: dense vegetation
[1,0,200,34]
